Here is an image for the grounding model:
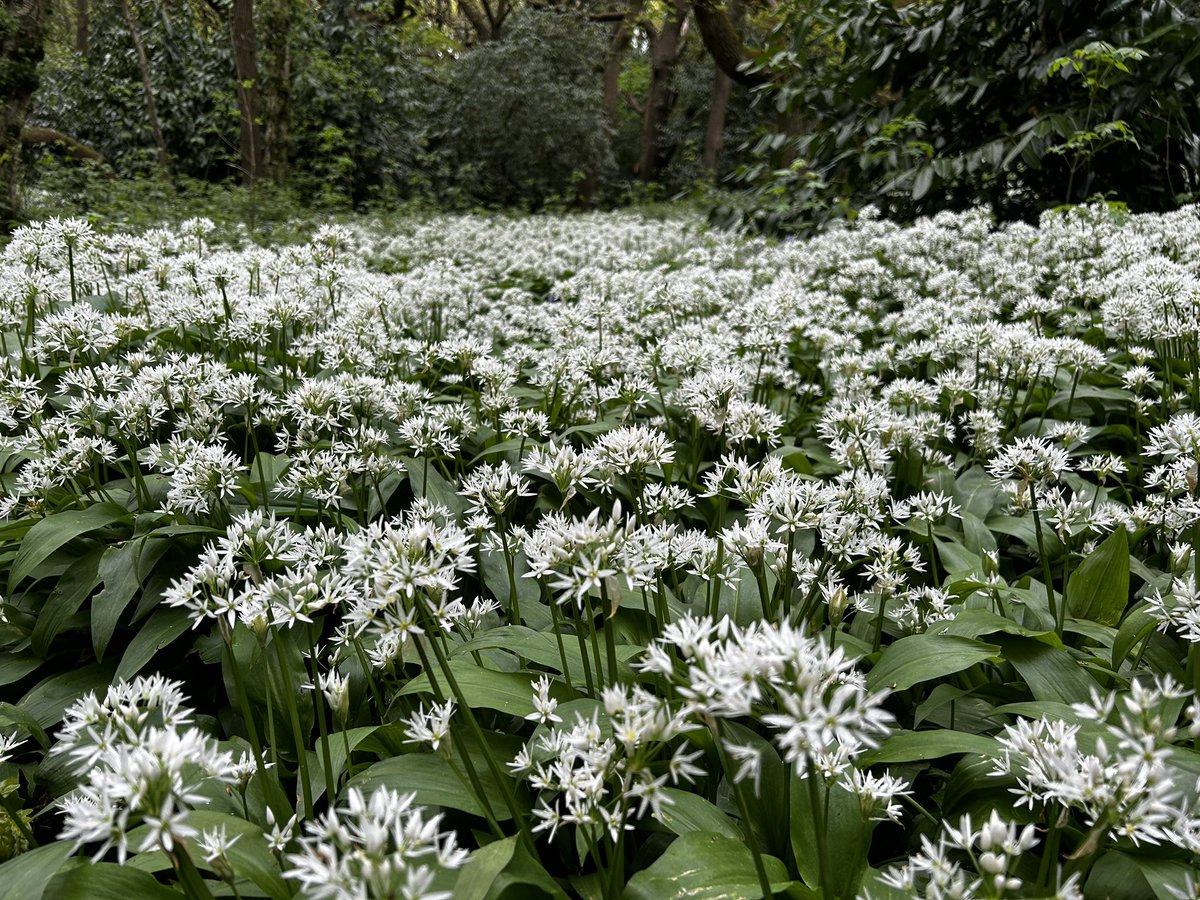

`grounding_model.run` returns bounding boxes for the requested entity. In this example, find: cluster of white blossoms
[52,675,239,863]
[994,678,1200,850]
[284,786,468,900]
[641,615,894,780]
